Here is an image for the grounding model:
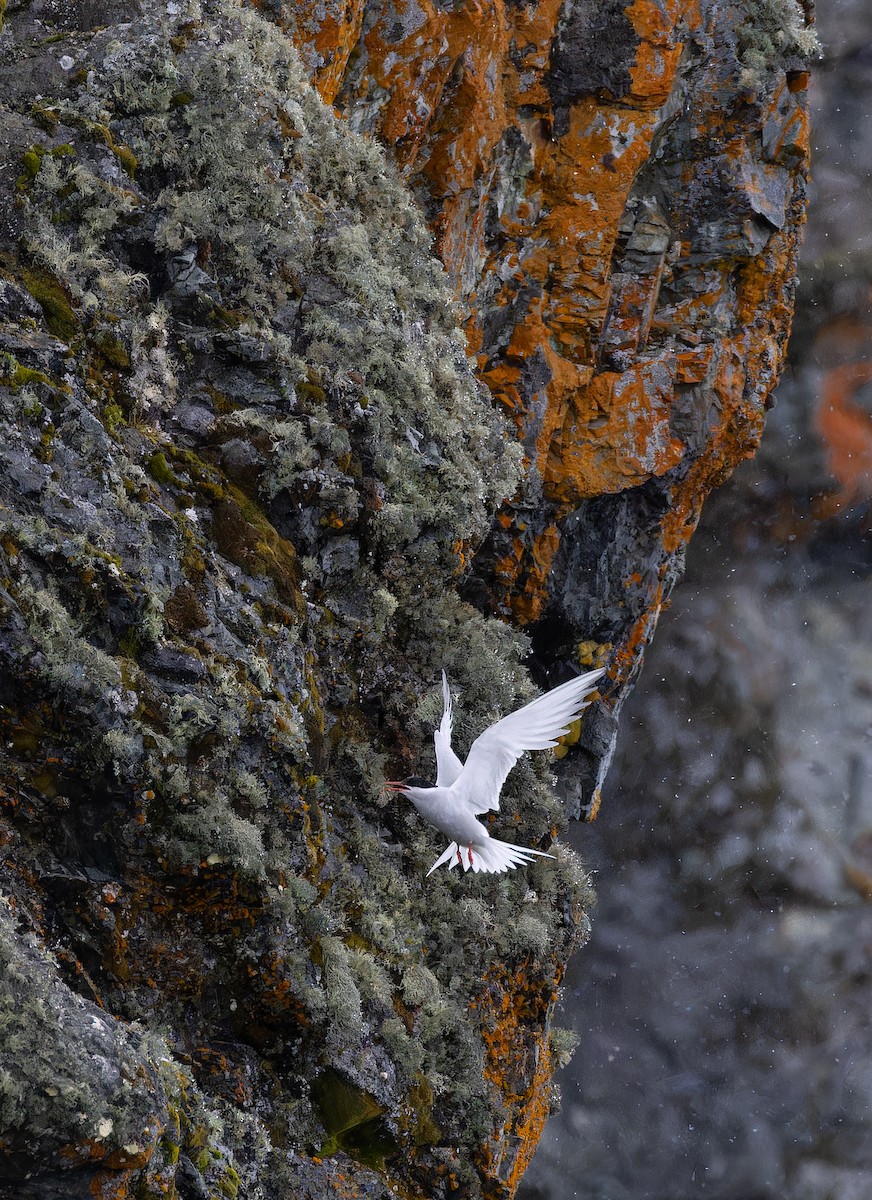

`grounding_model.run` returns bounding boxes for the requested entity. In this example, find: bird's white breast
[405,786,488,844]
